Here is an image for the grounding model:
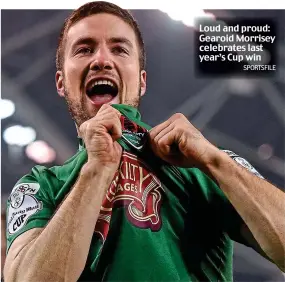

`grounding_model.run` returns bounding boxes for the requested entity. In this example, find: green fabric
[6,104,249,282]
